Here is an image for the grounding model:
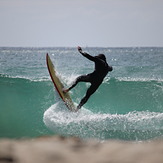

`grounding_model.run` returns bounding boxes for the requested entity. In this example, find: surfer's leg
[64,75,90,92]
[77,83,100,110]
